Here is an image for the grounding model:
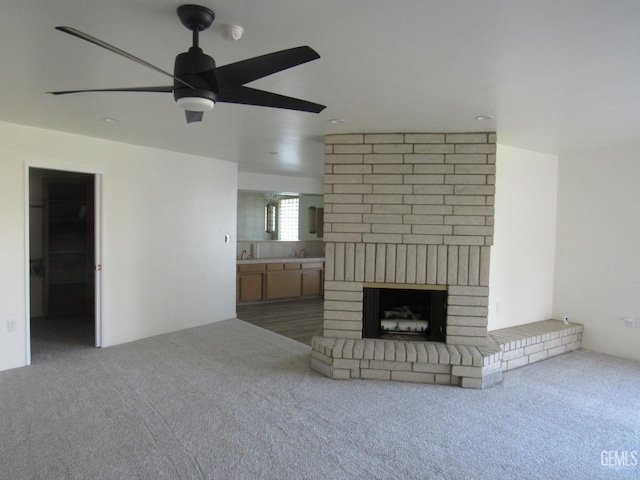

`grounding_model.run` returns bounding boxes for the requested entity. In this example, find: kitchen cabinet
[237,264,265,302]
[301,262,323,296]
[236,260,323,303]
[238,274,263,302]
[265,267,302,300]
